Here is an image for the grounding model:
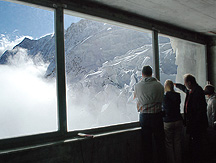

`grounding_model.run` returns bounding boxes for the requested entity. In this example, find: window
[64,14,153,131]
[0,1,57,139]
[0,0,208,142]
[158,35,177,85]
[159,34,207,112]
